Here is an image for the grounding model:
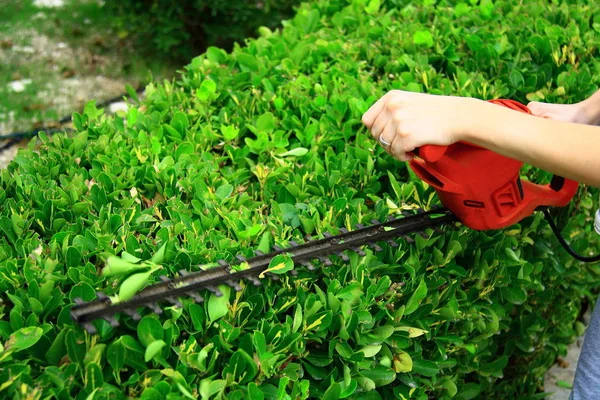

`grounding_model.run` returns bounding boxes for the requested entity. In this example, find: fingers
[370,111,388,139]
[379,120,395,153]
[527,101,545,117]
[362,95,388,128]
[389,129,414,162]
